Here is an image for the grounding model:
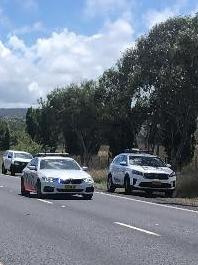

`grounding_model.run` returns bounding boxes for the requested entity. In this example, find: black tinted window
[129,156,166,167]
[113,156,124,165]
[39,159,81,170]
[14,153,33,159]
